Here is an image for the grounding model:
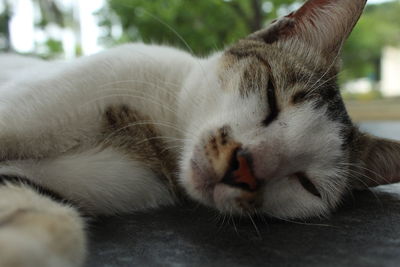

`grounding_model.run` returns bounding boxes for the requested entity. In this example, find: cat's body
[0,44,195,214]
[1,0,400,266]
[0,44,198,266]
